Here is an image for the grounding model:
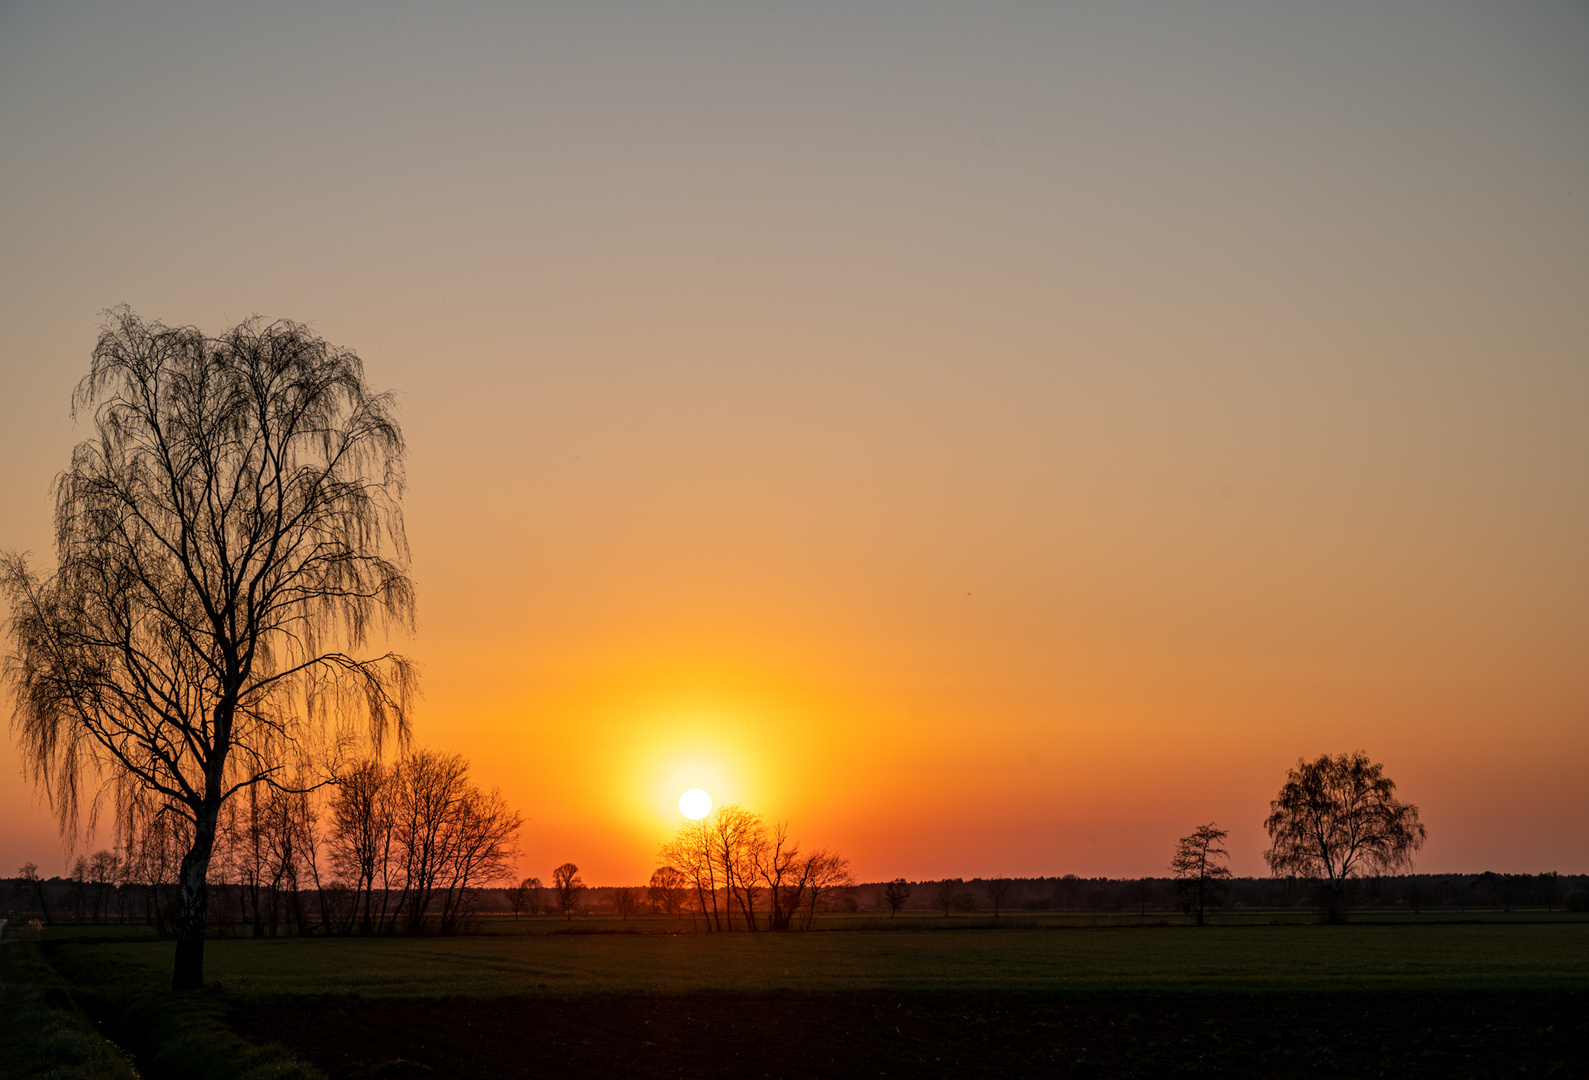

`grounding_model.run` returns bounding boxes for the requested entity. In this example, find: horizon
[2,0,1587,885]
